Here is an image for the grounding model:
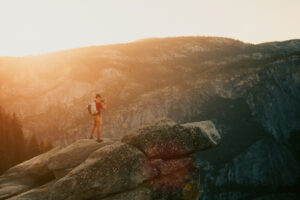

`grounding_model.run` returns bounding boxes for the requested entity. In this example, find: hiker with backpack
[88,94,106,142]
